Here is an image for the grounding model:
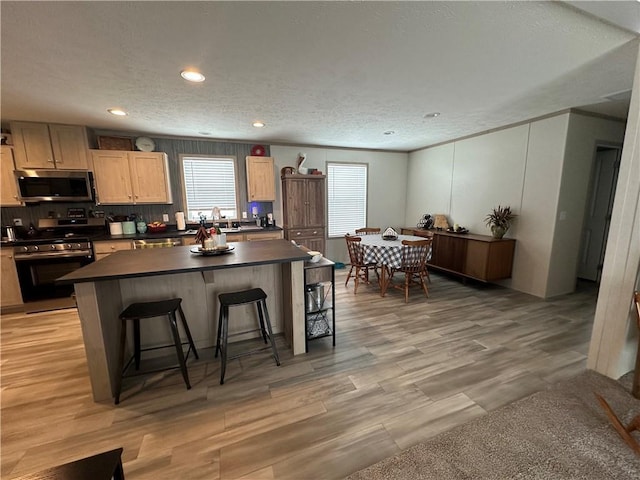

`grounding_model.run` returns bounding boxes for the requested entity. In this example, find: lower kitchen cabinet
[1,249,23,308]
[181,230,282,246]
[93,240,133,261]
[401,228,516,282]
